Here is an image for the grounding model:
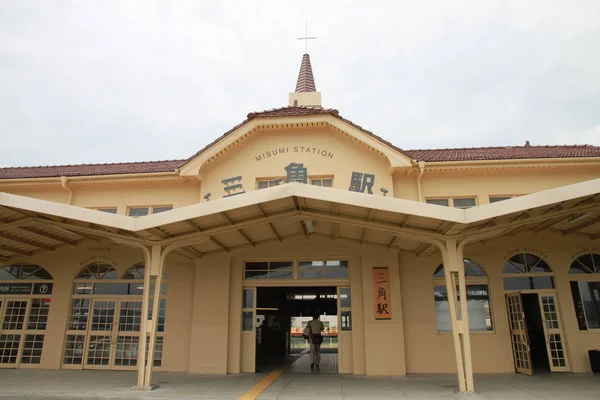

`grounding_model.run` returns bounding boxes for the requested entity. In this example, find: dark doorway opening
[522,293,550,373]
[256,286,338,374]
